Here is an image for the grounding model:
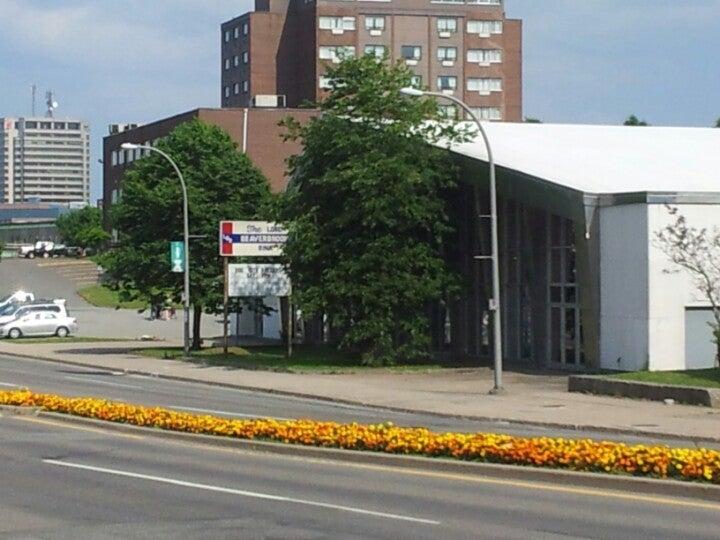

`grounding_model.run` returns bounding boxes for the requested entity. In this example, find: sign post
[219,221,291,357]
[170,241,184,273]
